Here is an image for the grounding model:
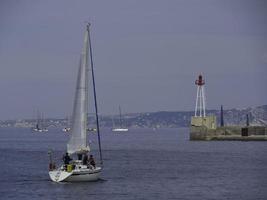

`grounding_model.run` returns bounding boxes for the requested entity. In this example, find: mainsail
[67,26,90,154]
